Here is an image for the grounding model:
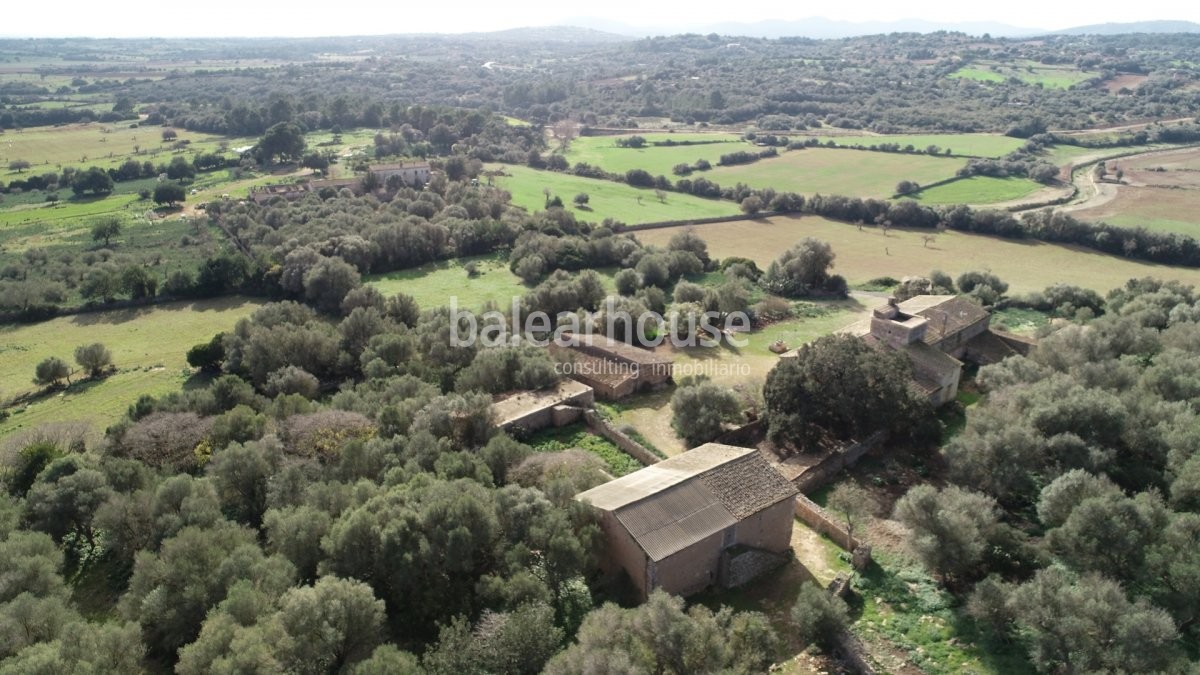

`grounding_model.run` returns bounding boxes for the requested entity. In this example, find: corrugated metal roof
[614,481,737,562]
[576,444,797,562]
[576,444,755,511]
